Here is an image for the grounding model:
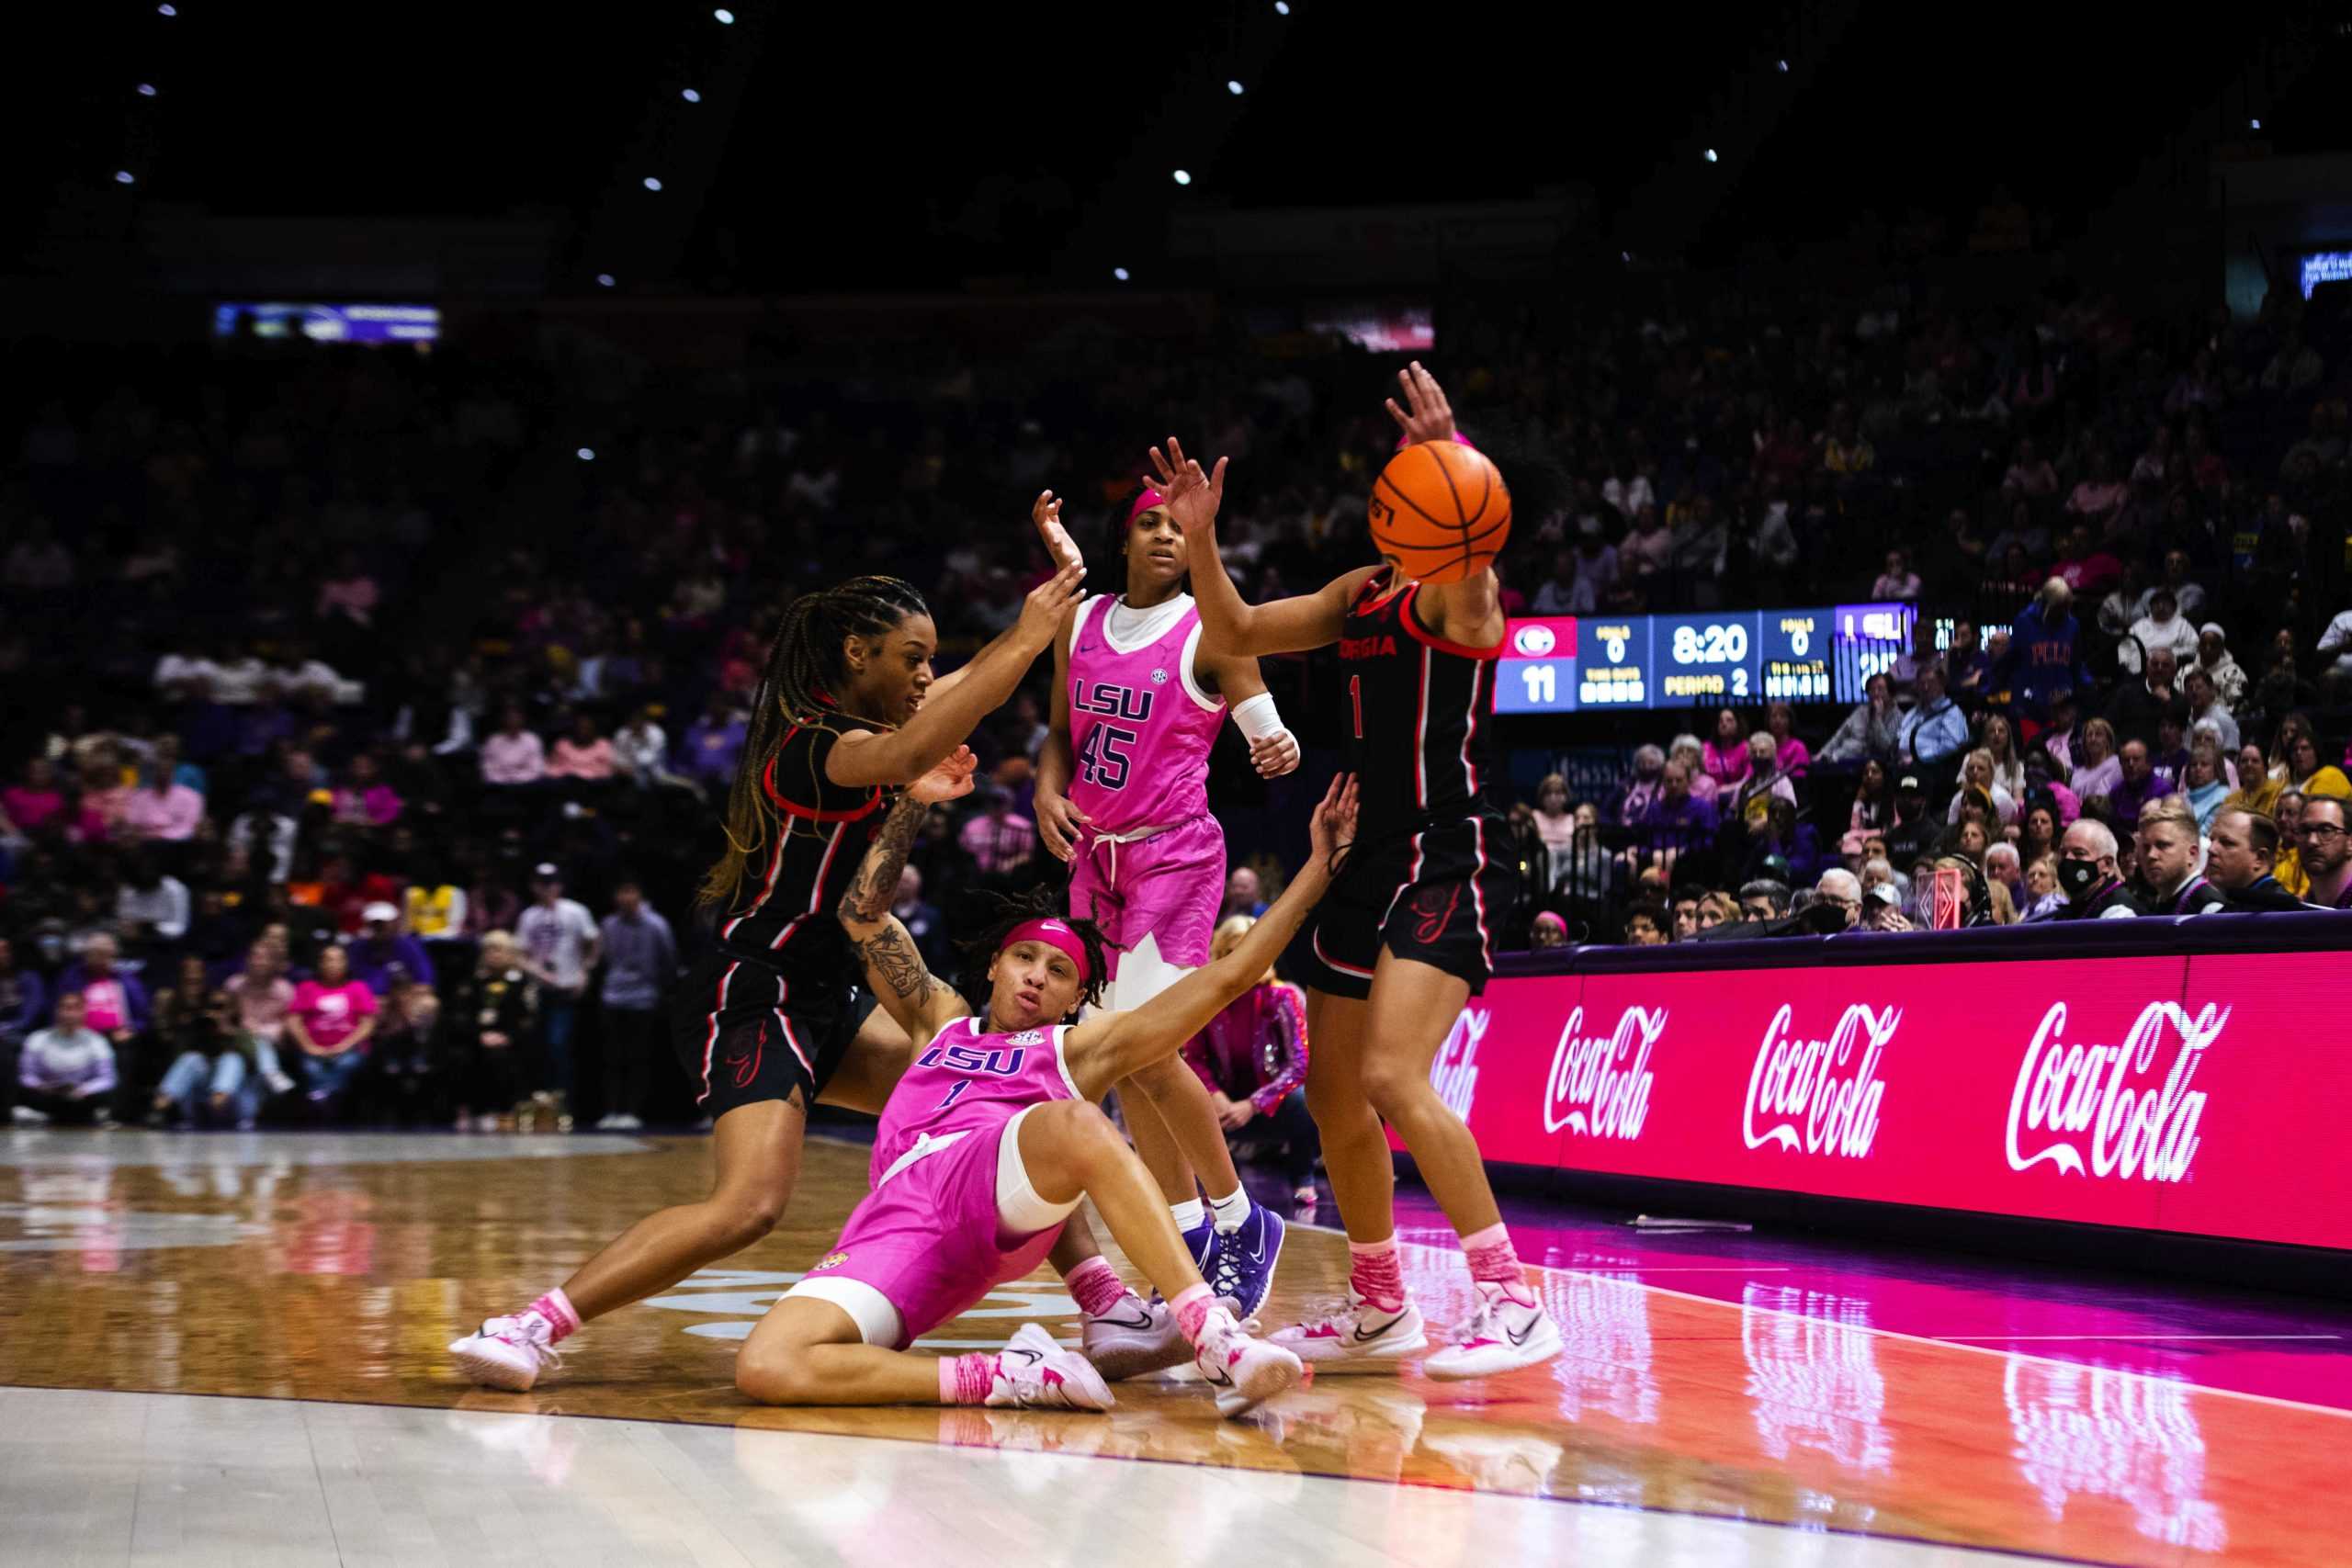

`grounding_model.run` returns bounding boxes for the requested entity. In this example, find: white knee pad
[780,1276,905,1348]
[996,1103,1083,1233]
